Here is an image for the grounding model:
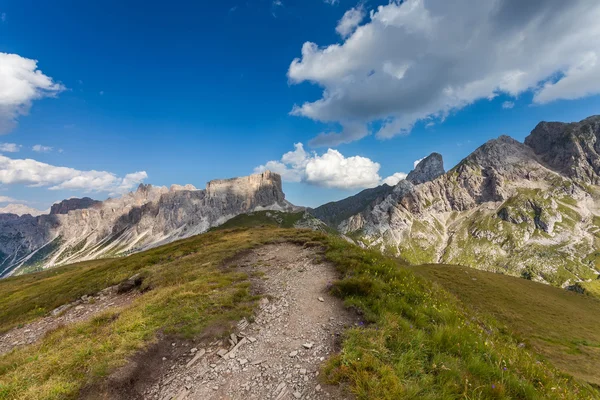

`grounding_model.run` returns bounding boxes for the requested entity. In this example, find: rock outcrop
[406,153,445,185]
[308,185,394,228]
[338,116,600,288]
[525,115,600,184]
[309,152,445,230]
[50,197,101,215]
[0,171,296,278]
